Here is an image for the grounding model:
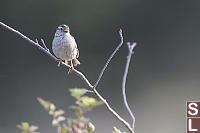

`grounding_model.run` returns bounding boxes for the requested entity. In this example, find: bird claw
[68,68,71,74]
[68,66,74,74]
